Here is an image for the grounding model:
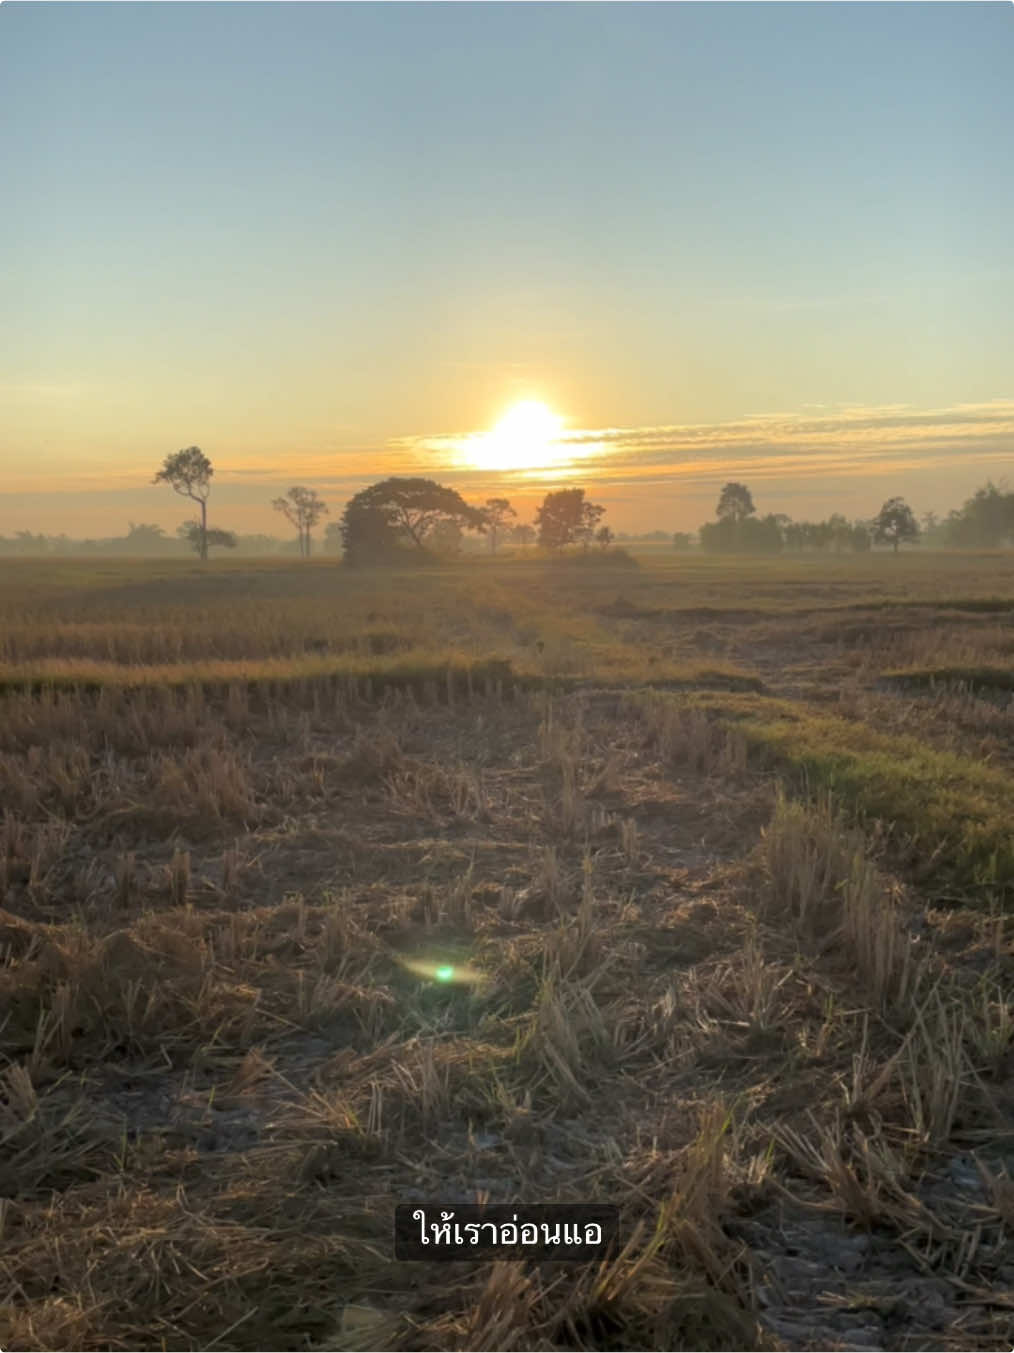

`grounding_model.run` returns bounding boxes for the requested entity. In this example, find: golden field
[1,548,1013,1351]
